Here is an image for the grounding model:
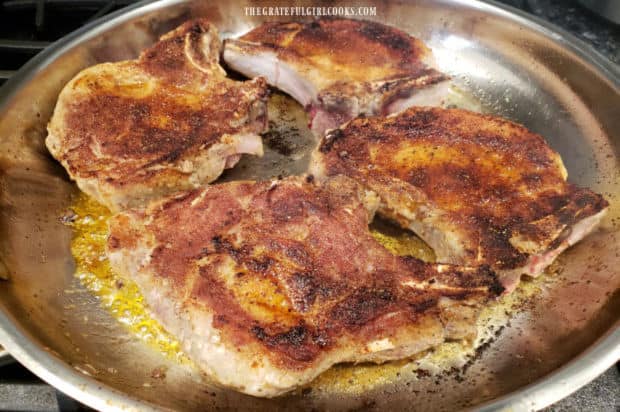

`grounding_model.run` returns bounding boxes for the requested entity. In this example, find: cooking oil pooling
[370,217,436,261]
[69,193,187,362]
[306,223,555,395]
[68,191,552,396]
[306,275,549,396]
